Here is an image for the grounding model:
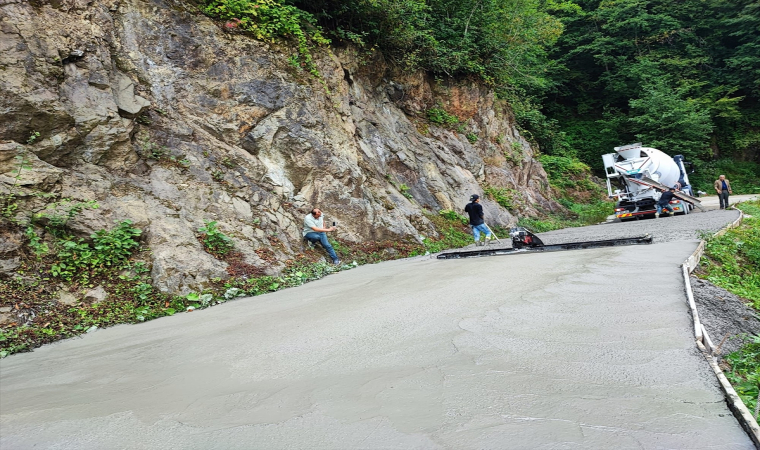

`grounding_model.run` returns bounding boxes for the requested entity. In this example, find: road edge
[681,207,760,447]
